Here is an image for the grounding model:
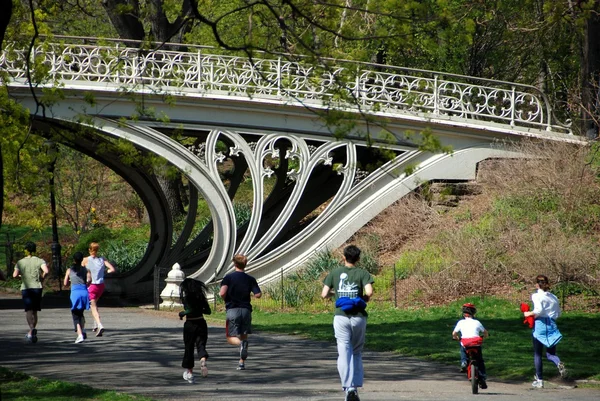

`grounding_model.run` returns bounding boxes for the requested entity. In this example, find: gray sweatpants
[333,315,367,389]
